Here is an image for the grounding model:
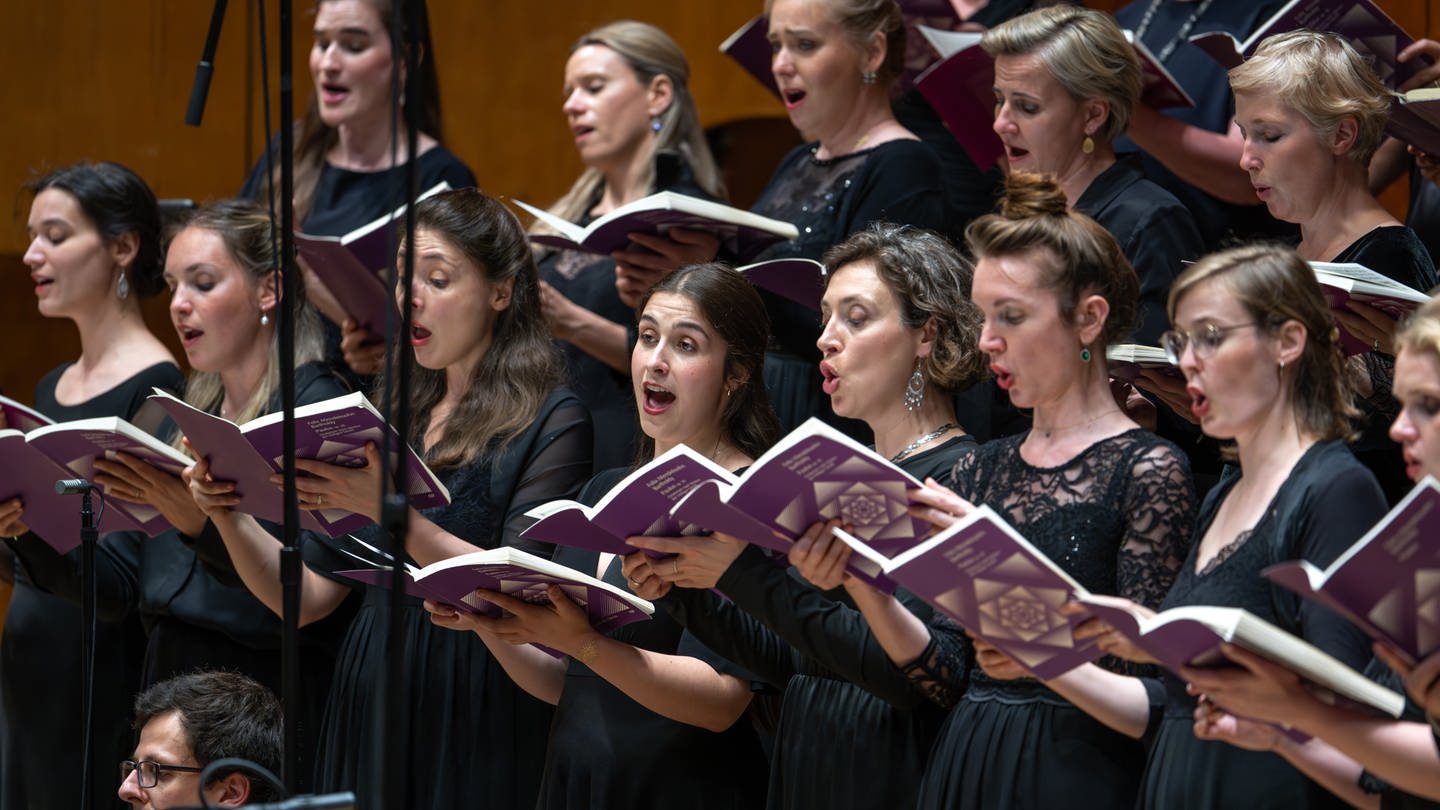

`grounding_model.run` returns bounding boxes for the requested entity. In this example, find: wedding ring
[1373,339,1381,351]
[315,494,324,506]
[630,577,642,587]
[672,558,680,576]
